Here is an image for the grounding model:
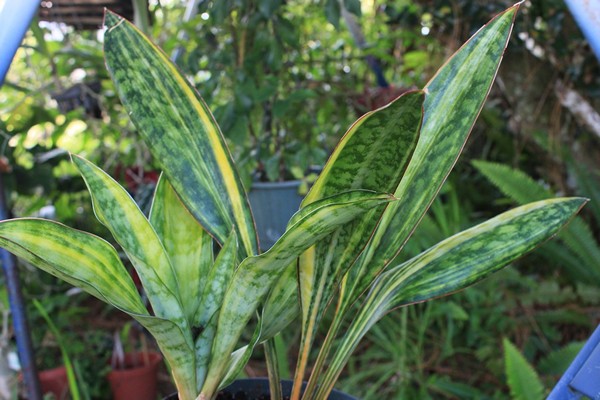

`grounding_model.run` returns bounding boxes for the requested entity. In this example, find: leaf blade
[0,218,145,315]
[201,190,396,397]
[315,197,585,398]
[73,155,187,329]
[341,5,520,306]
[103,11,257,257]
[150,174,213,323]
